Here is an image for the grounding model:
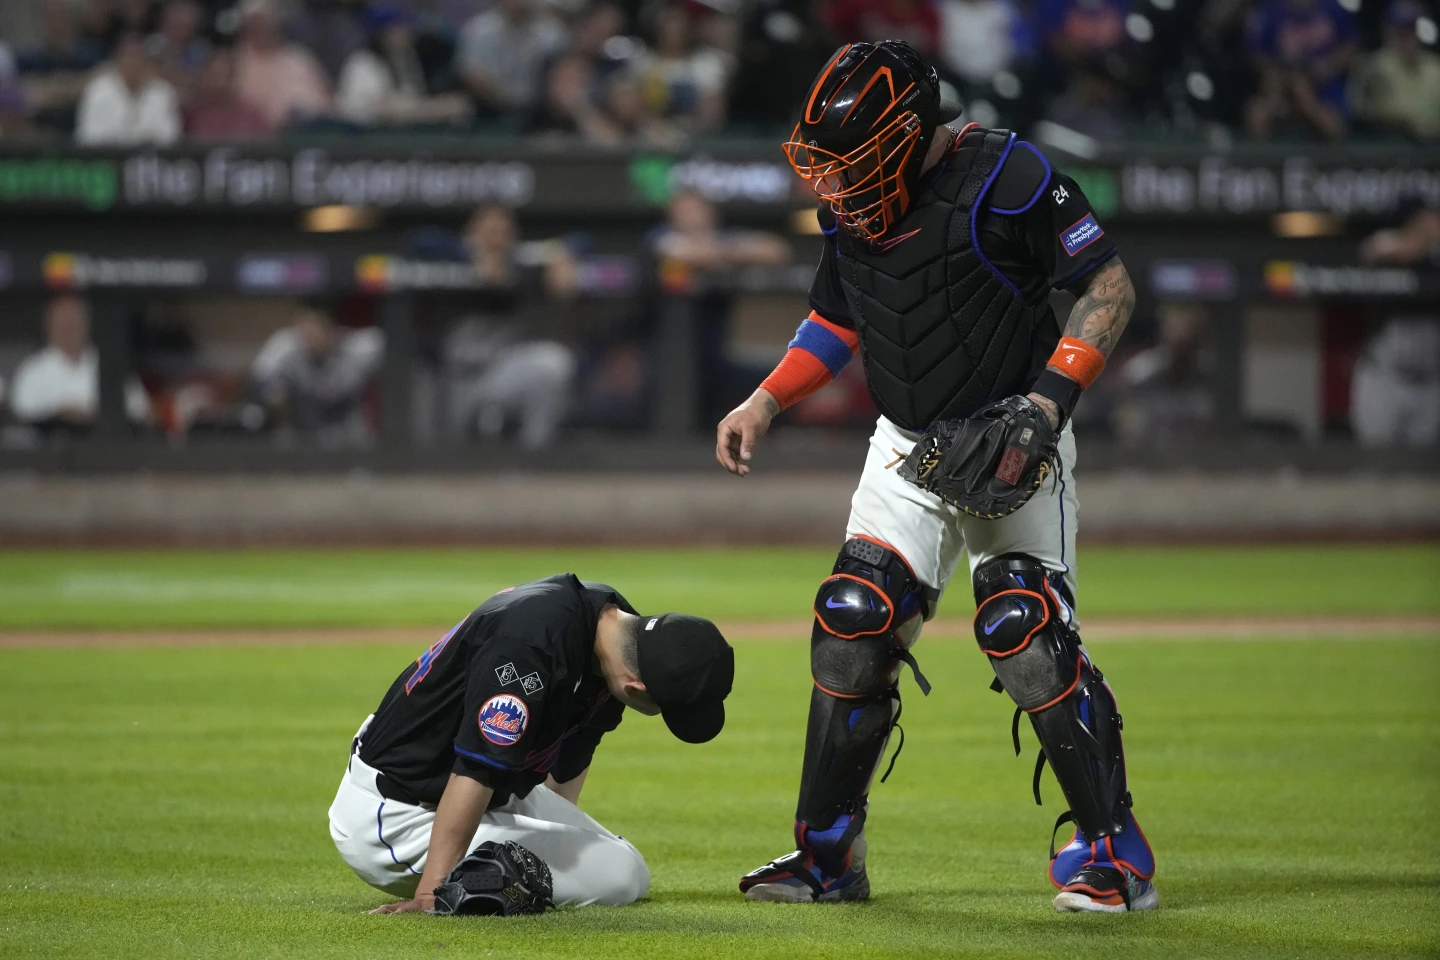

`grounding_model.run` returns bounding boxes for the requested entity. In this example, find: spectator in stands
[603,70,683,145]
[1351,0,1440,139]
[1035,0,1134,140]
[251,302,385,448]
[8,295,151,430]
[0,44,28,137]
[1245,0,1357,141]
[183,47,273,140]
[281,0,367,82]
[455,0,568,116]
[939,0,1022,88]
[443,205,578,449]
[150,0,211,98]
[98,0,161,50]
[1362,208,1440,266]
[336,4,471,126]
[727,0,834,129]
[75,32,181,145]
[18,0,106,74]
[823,0,941,58]
[1111,301,1215,446]
[527,53,623,142]
[648,188,791,423]
[1351,316,1440,447]
[234,0,332,129]
[636,4,730,131]
[16,0,107,132]
[566,1,627,86]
